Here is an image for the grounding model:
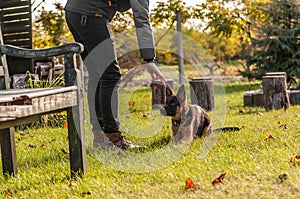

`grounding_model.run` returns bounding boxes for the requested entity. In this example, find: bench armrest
[0,43,83,59]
